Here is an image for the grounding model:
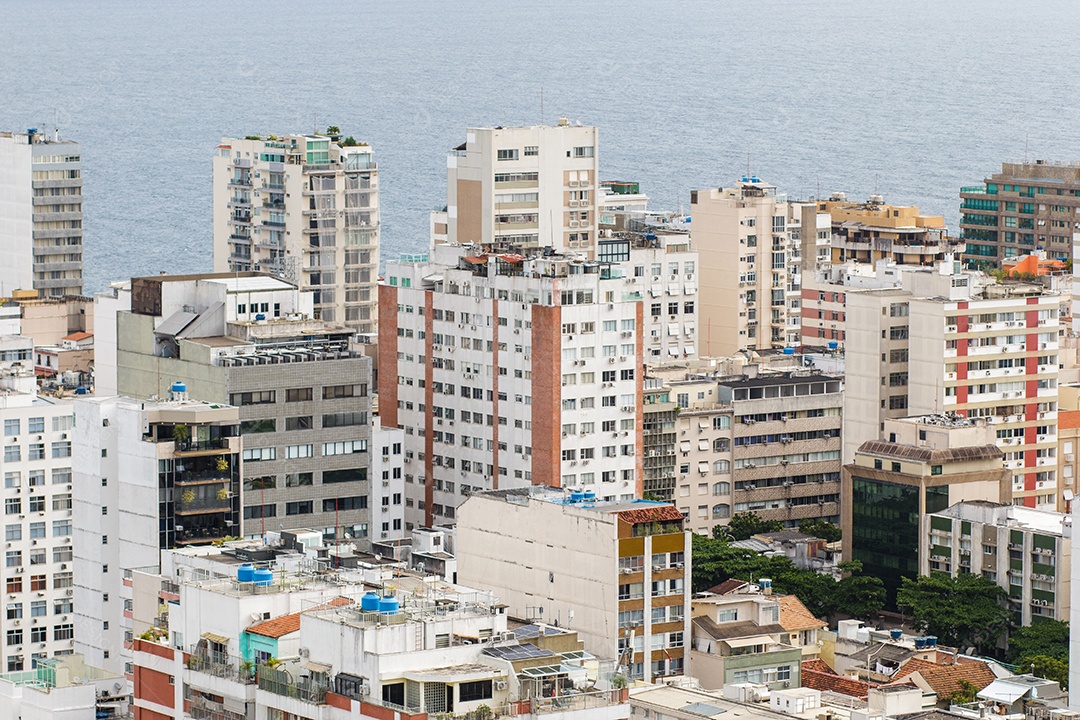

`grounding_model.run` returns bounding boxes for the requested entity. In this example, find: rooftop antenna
[313,112,317,135]
[1024,134,1029,164]
[540,87,545,126]
[746,151,751,179]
